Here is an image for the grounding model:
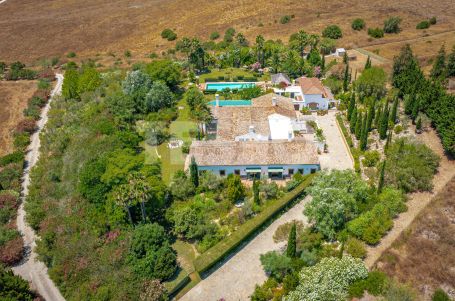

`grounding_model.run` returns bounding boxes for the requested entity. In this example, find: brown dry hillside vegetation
[375,177,455,300]
[1,0,455,63]
[0,81,37,156]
